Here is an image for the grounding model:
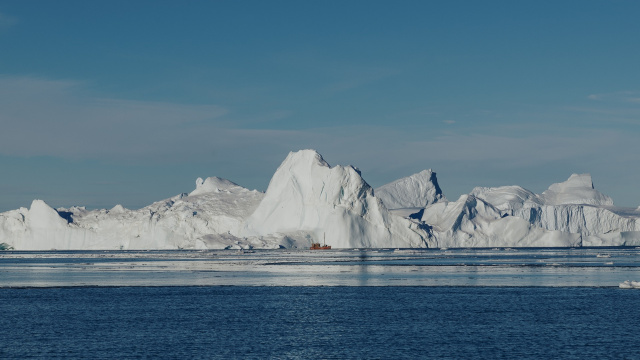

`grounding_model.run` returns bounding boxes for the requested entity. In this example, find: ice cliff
[467,174,640,241]
[428,173,640,247]
[2,149,640,249]
[422,194,582,248]
[242,150,429,248]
